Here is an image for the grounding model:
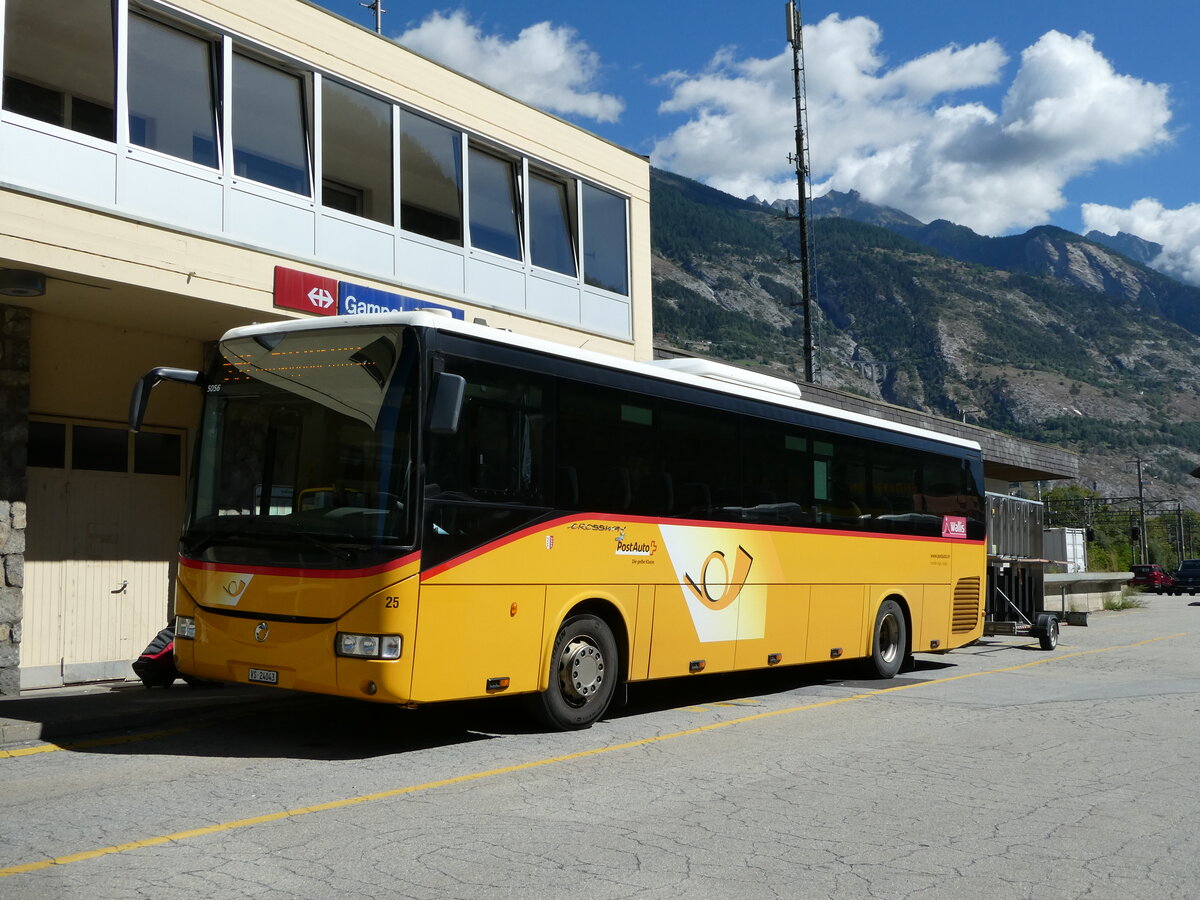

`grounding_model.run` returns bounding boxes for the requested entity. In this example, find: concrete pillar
[0,304,30,696]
